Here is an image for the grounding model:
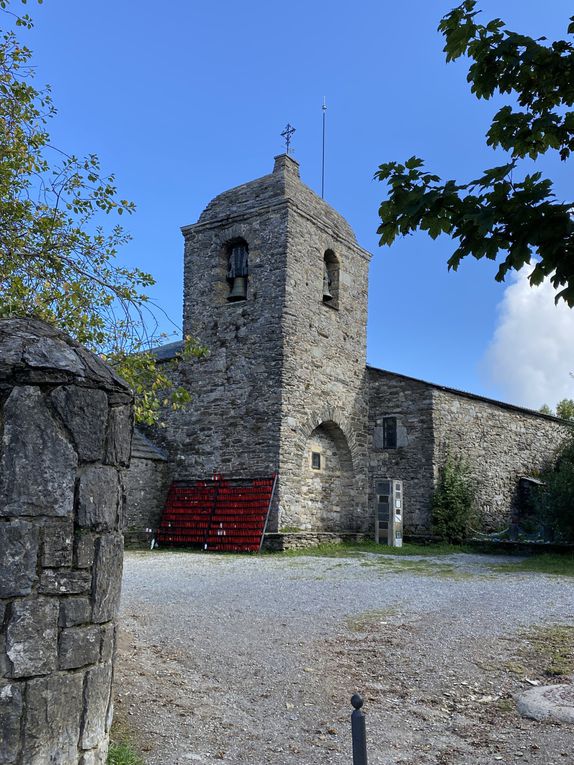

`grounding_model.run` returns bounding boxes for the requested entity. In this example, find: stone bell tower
[165,154,371,533]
